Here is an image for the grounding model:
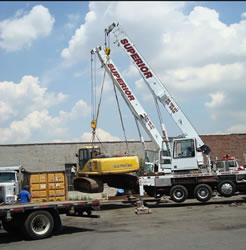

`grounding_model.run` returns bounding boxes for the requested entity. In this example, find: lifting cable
[105,32,130,155]
[91,68,107,144]
[135,117,146,152]
[112,78,130,155]
[90,52,97,121]
[154,98,171,155]
[90,51,107,151]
